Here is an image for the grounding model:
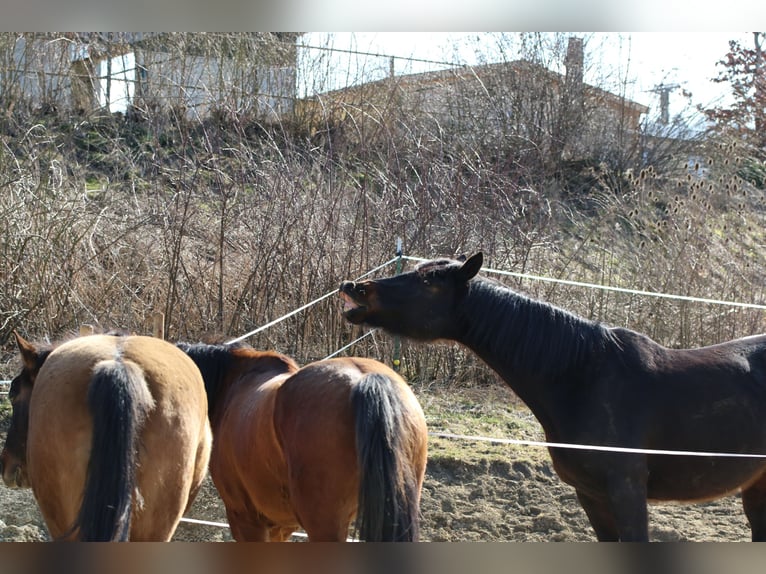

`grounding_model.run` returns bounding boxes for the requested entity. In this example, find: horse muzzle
[0,457,29,489]
[339,282,370,324]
